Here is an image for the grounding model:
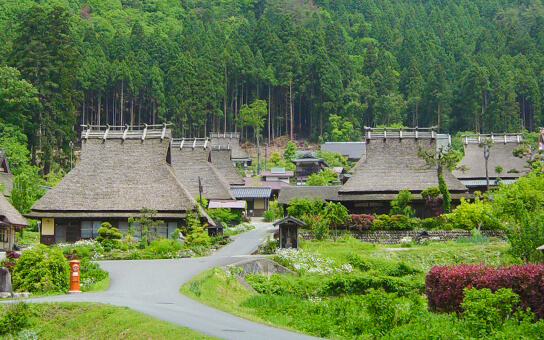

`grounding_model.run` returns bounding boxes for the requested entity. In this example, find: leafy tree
[283,141,297,162]
[322,201,351,240]
[390,189,415,216]
[305,168,338,186]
